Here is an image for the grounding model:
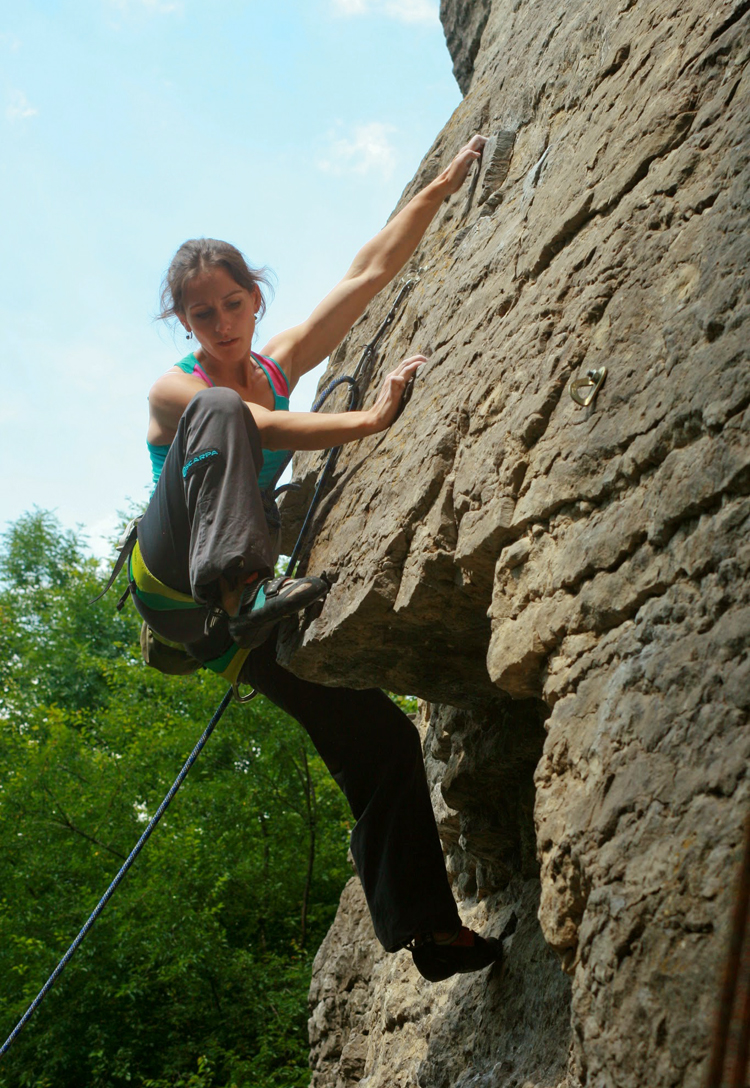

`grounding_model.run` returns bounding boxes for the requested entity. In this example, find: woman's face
[180,266,259,362]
